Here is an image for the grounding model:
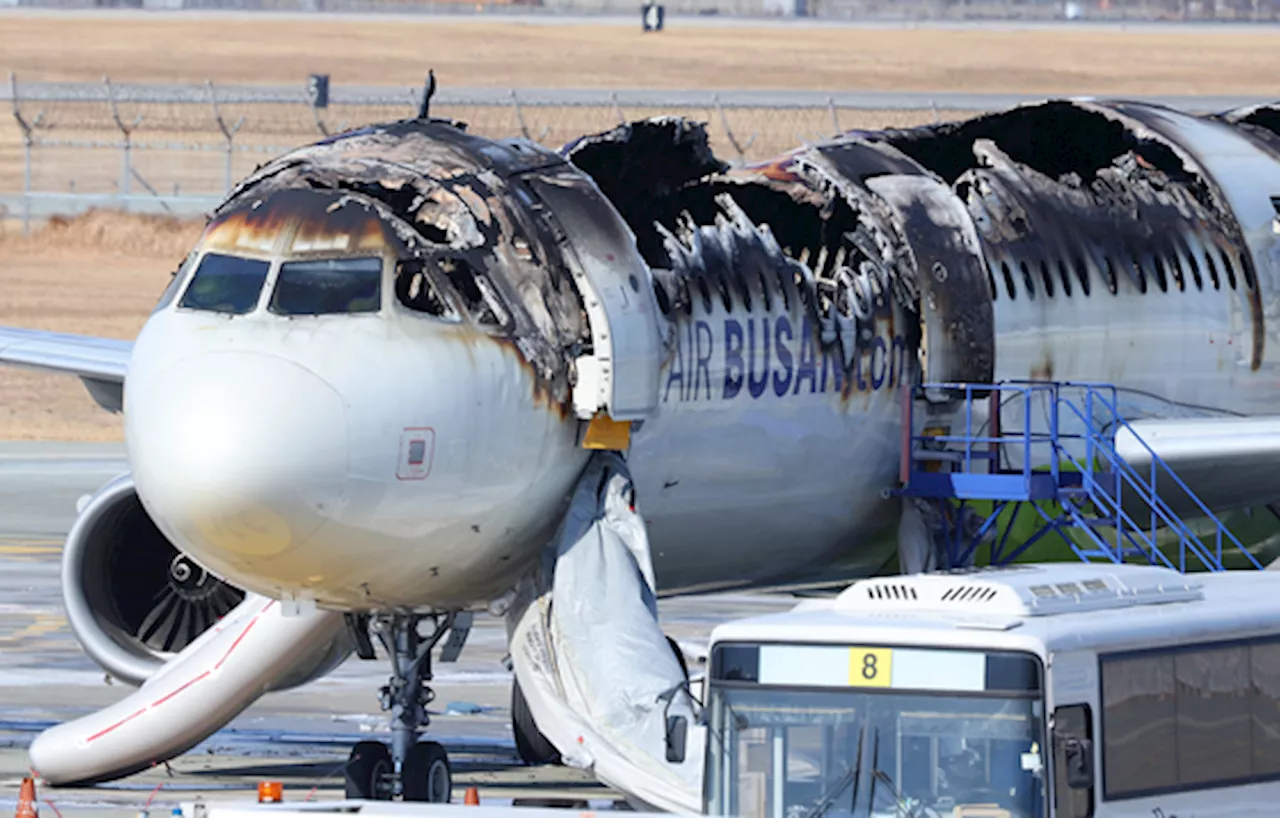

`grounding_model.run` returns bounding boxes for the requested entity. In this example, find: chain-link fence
[3,75,986,231]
